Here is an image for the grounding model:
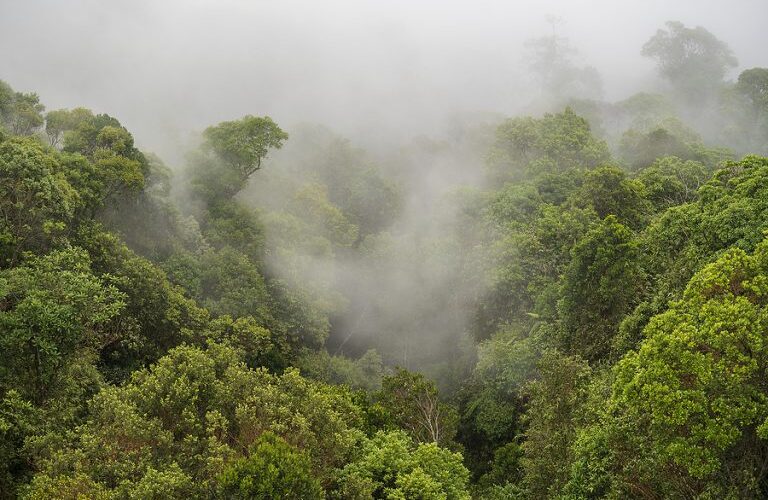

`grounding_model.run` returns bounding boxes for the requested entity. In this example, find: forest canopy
[1,8,768,500]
